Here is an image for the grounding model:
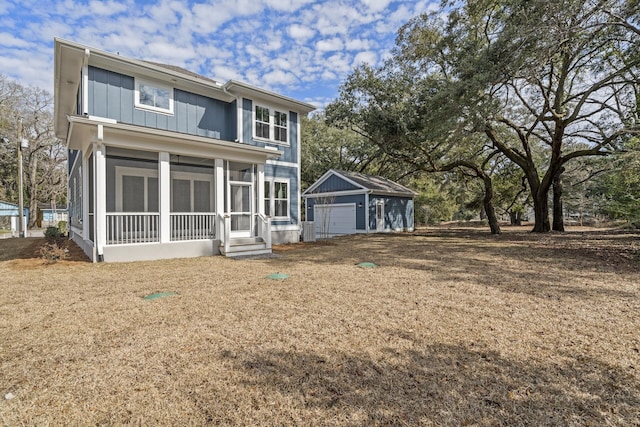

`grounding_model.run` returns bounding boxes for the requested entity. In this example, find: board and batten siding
[369,195,414,231]
[241,98,298,164]
[87,66,236,141]
[308,174,360,193]
[265,164,299,225]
